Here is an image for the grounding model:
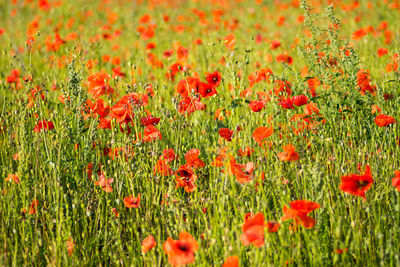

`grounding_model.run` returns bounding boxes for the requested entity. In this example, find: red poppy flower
[248,68,273,87]
[124,194,140,208]
[223,34,236,50]
[87,70,114,99]
[98,118,111,129]
[185,149,205,169]
[392,170,400,191]
[292,95,308,106]
[339,165,373,199]
[142,235,157,253]
[352,28,367,40]
[276,53,293,65]
[377,47,388,57]
[249,100,265,112]
[266,221,280,233]
[219,128,234,141]
[227,158,254,184]
[274,79,292,96]
[281,200,320,229]
[307,78,320,97]
[176,79,190,98]
[34,120,54,133]
[278,144,299,161]
[278,97,294,109]
[375,114,396,127]
[162,148,177,162]
[241,212,265,247]
[94,174,113,193]
[238,146,254,157]
[223,255,239,267]
[198,82,217,97]
[252,126,274,143]
[178,96,206,116]
[91,99,110,118]
[154,159,173,176]
[140,115,160,126]
[271,40,281,50]
[110,93,141,124]
[143,125,162,142]
[175,165,197,193]
[167,62,183,81]
[7,69,21,89]
[357,69,376,95]
[206,71,222,87]
[163,231,198,266]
